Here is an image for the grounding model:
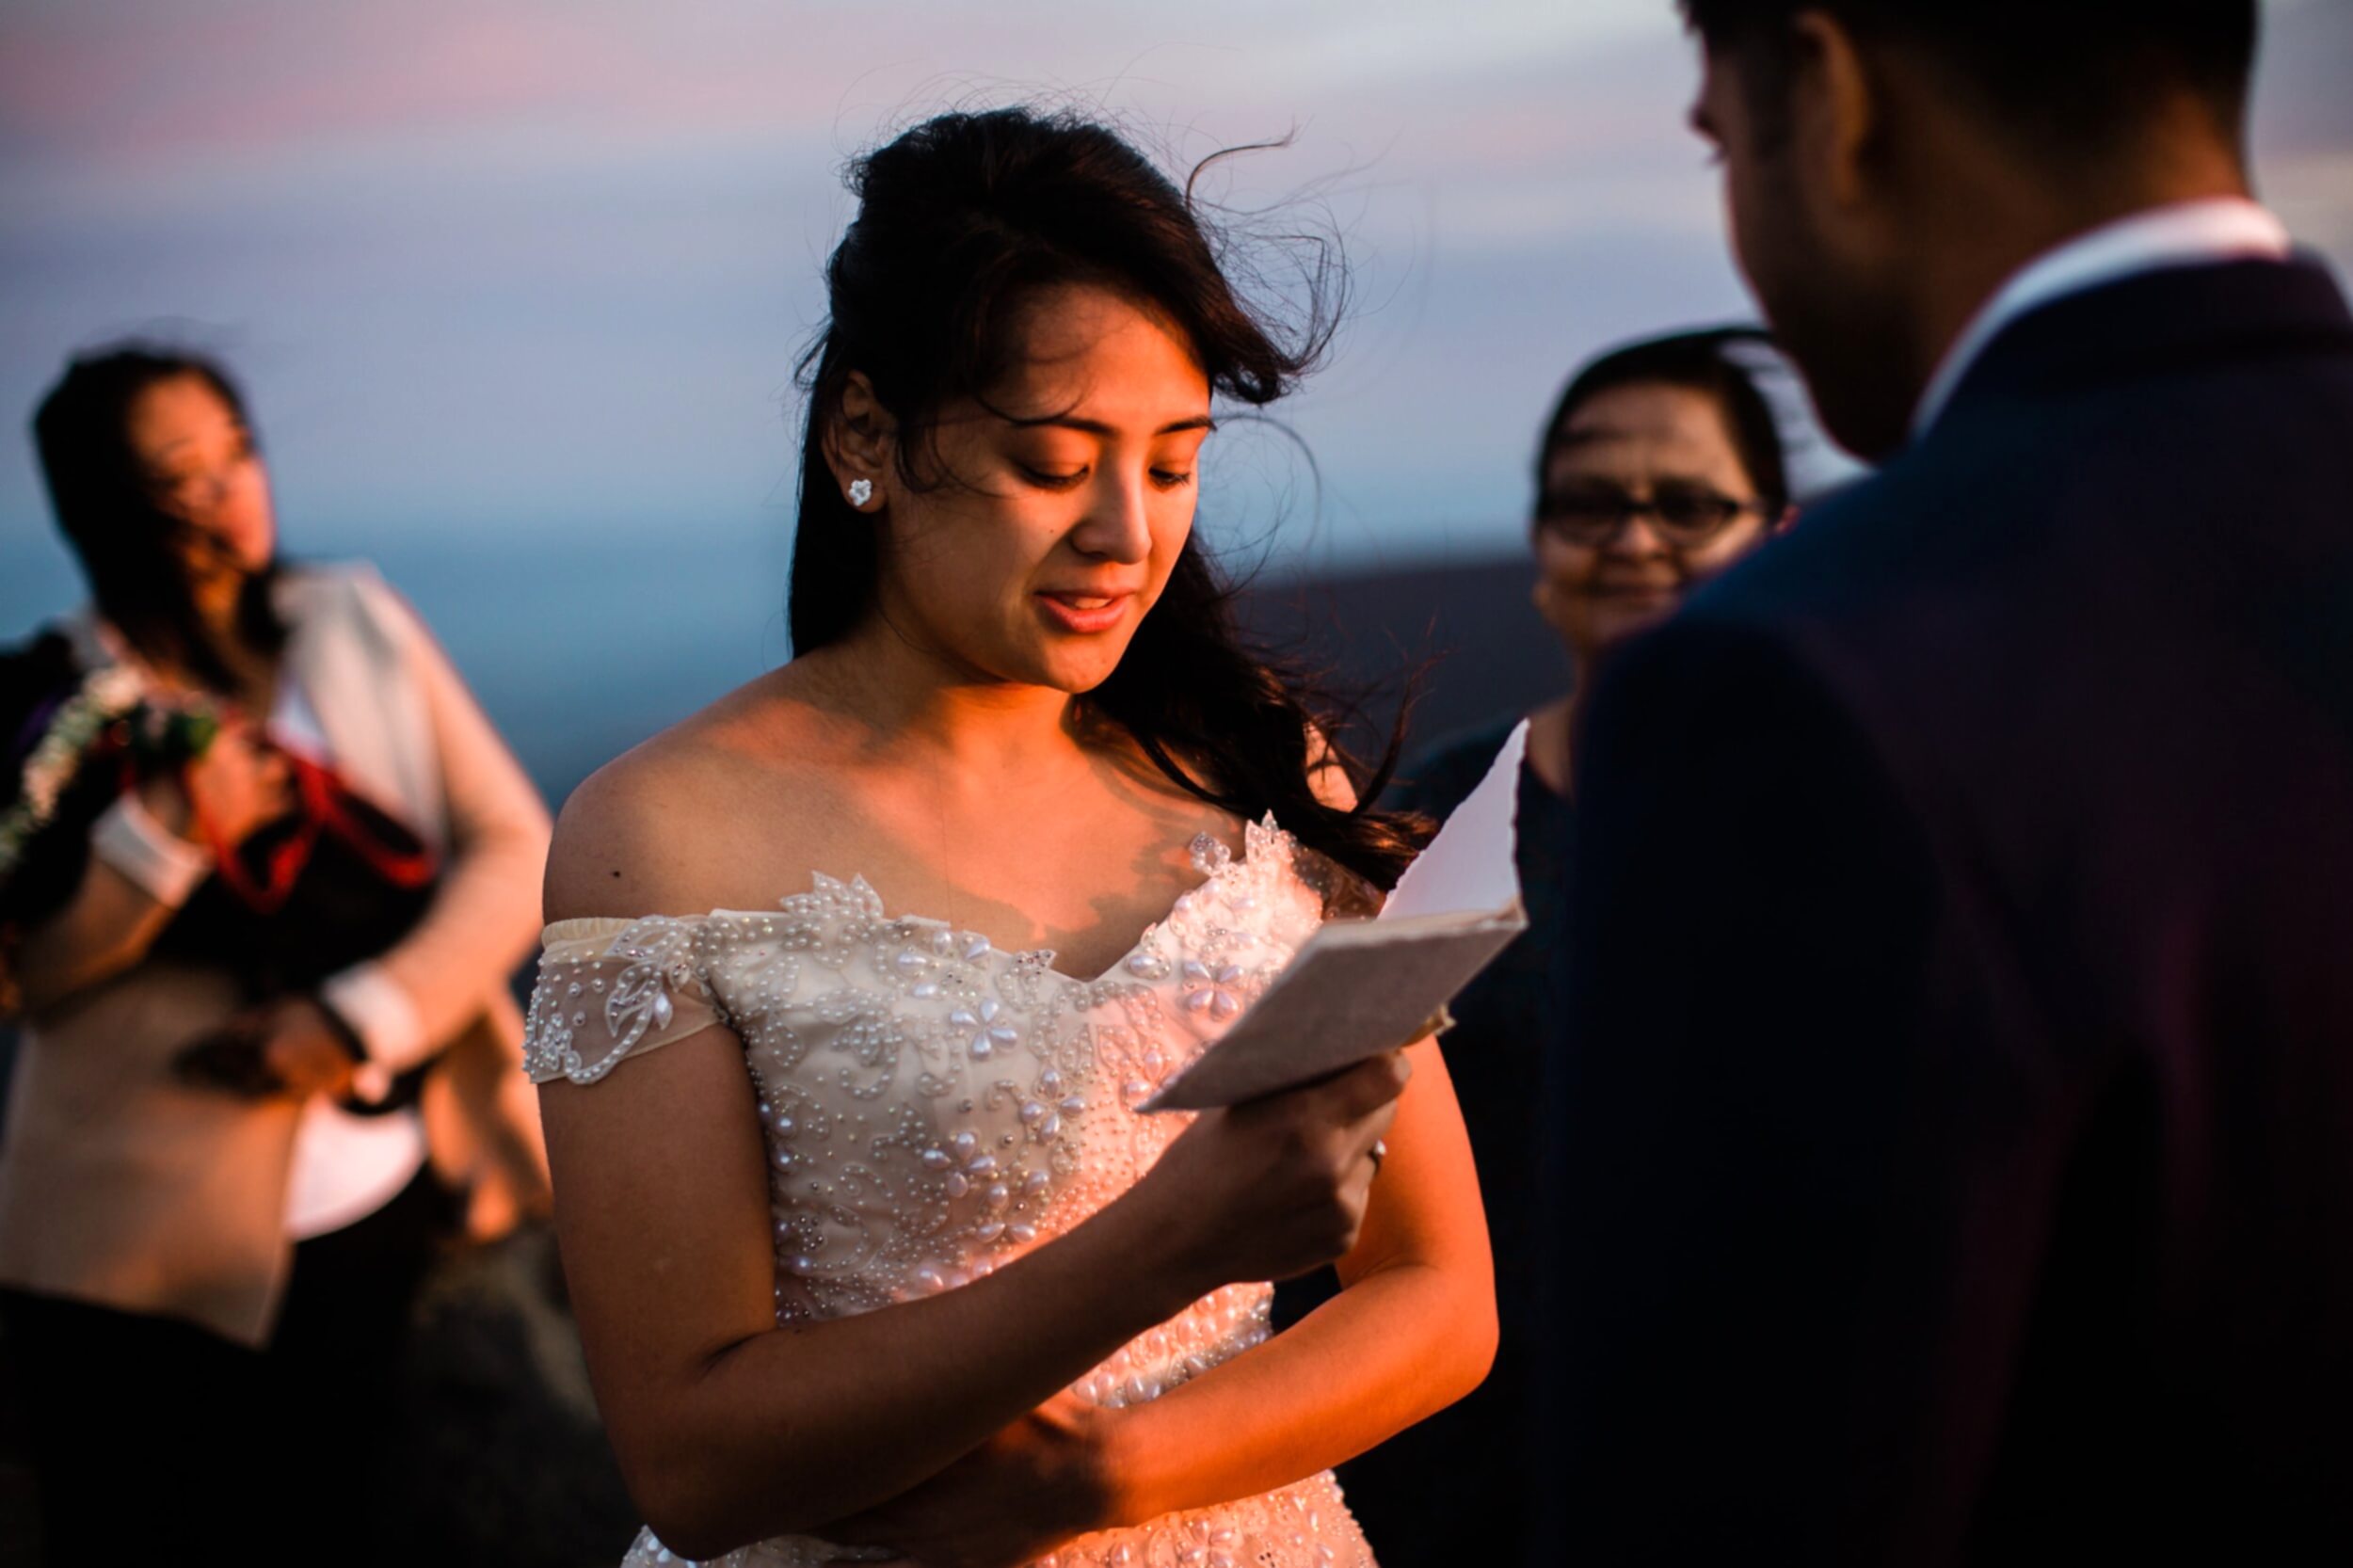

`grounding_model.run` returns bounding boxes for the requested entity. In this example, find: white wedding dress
[526,817,1379,1568]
